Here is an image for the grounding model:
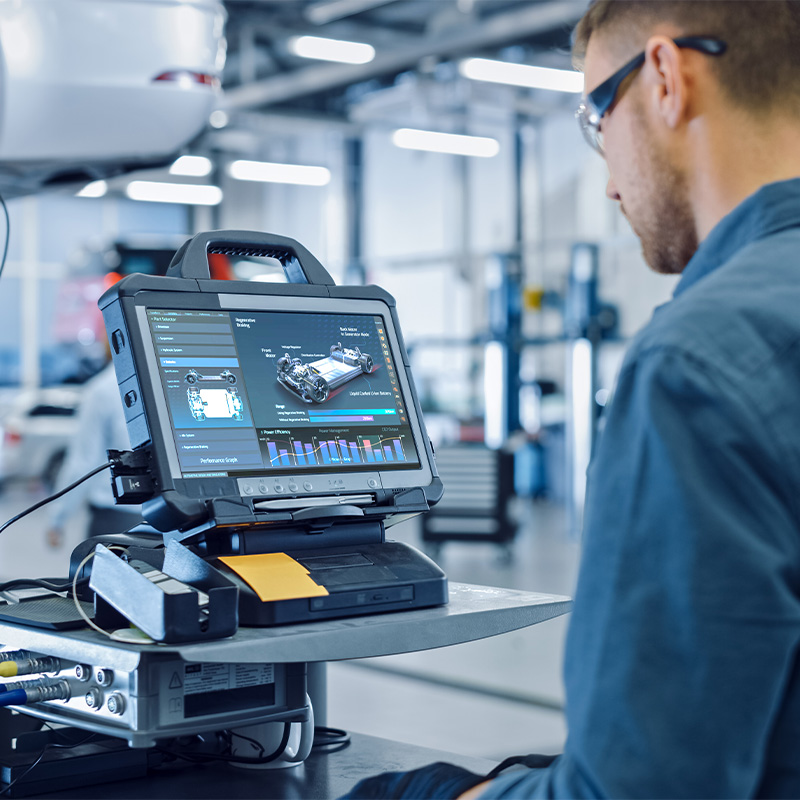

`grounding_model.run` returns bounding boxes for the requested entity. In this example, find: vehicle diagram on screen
[277,342,374,404]
[185,369,237,385]
[187,386,244,421]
